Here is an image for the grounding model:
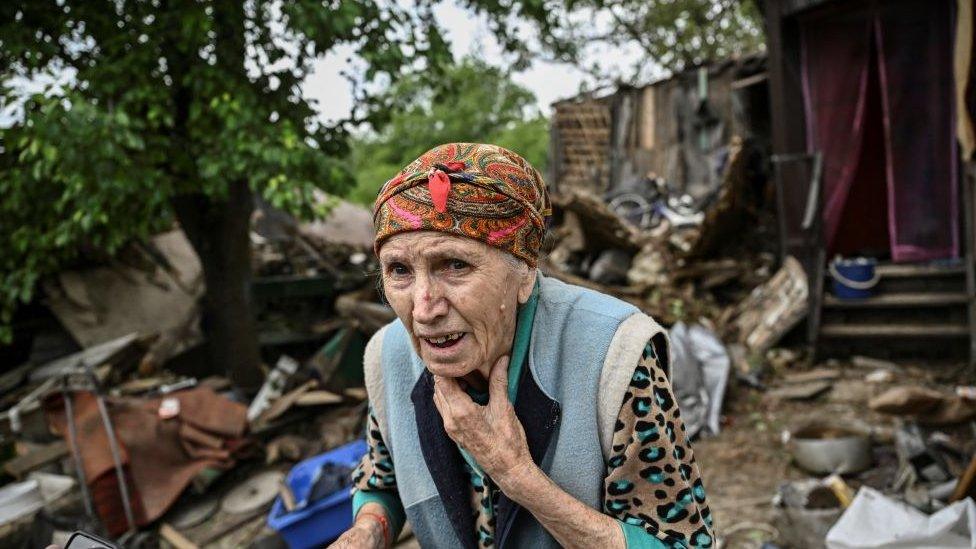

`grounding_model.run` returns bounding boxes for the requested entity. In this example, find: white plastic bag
[826,487,976,548]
